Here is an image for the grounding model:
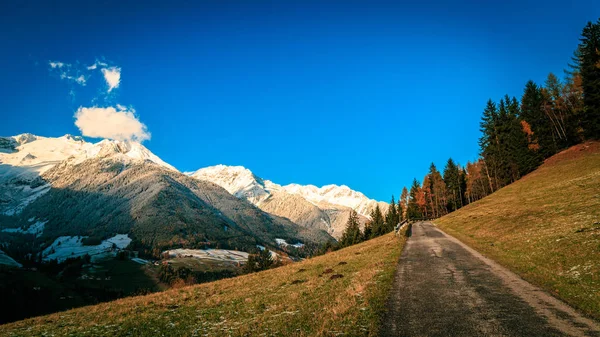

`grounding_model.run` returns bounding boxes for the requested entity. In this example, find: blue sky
[1,1,598,202]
